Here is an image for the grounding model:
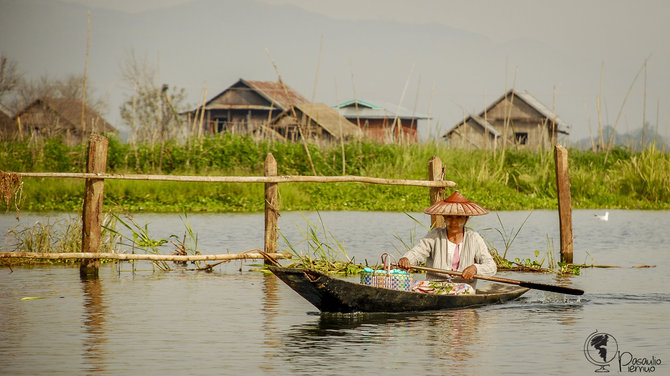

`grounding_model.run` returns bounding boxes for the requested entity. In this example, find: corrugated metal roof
[335,99,381,109]
[443,115,500,138]
[334,99,429,120]
[514,90,570,133]
[470,115,501,136]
